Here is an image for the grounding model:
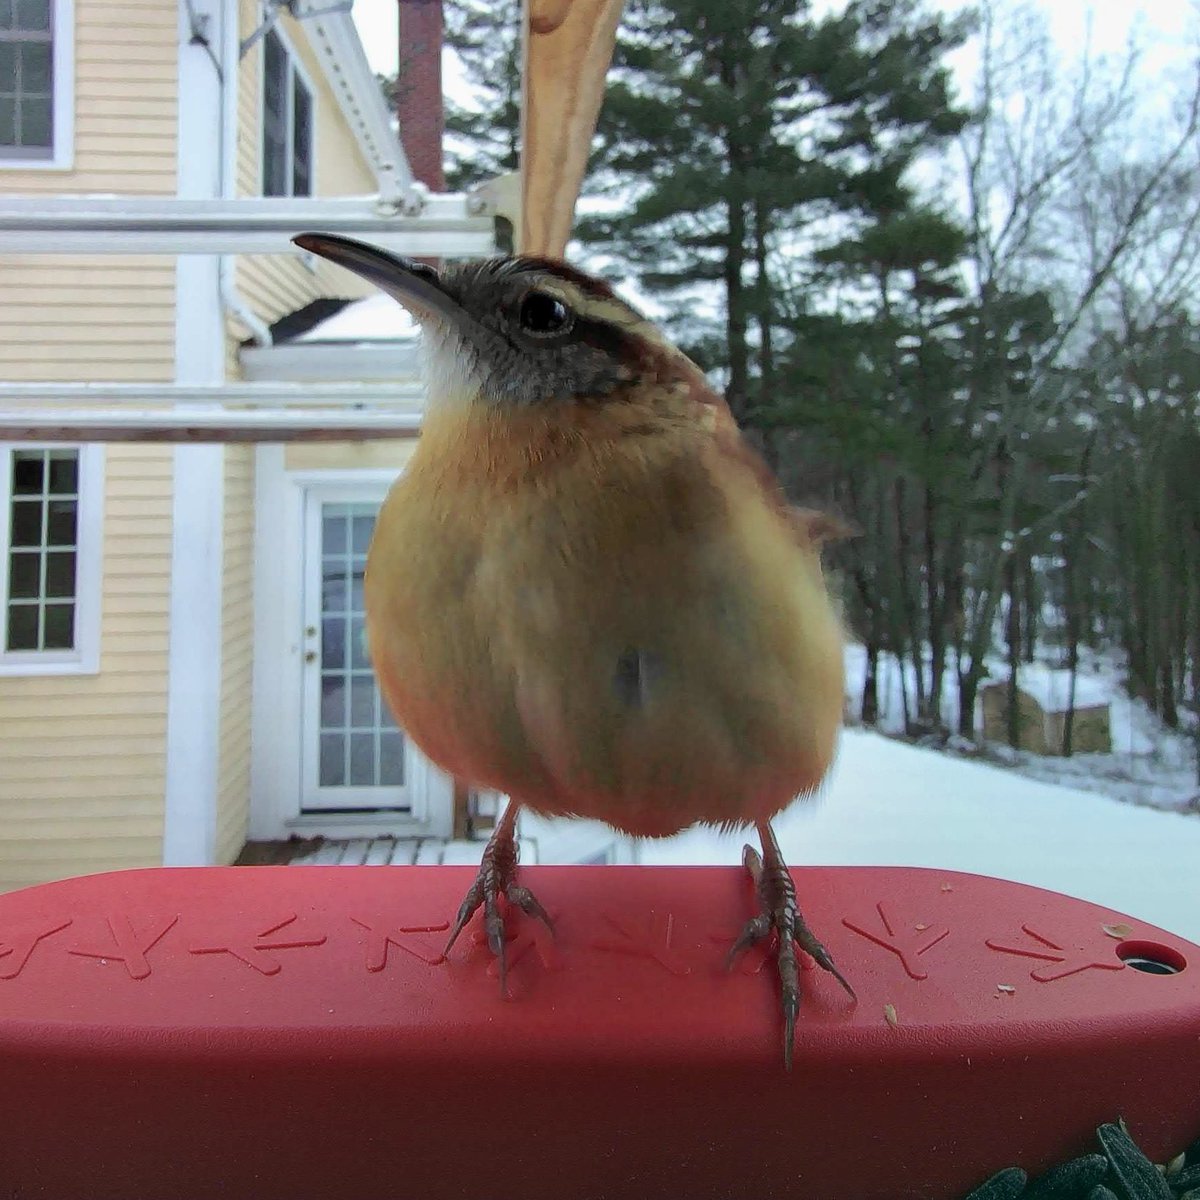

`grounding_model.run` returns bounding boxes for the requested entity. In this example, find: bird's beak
[292,233,469,330]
